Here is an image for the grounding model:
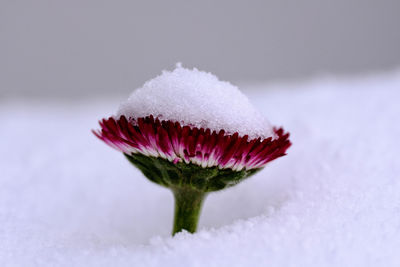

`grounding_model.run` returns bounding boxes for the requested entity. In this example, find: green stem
[172,187,206,235]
